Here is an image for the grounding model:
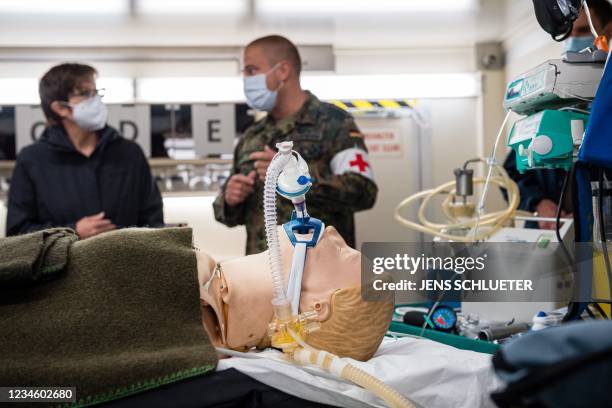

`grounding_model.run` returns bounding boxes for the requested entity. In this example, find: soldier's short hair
[246,35,302,75]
